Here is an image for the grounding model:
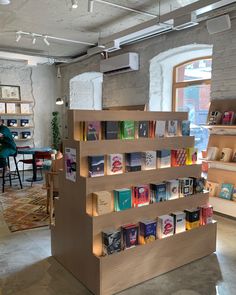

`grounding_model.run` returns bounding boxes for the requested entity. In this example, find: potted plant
[51,111,61,151]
